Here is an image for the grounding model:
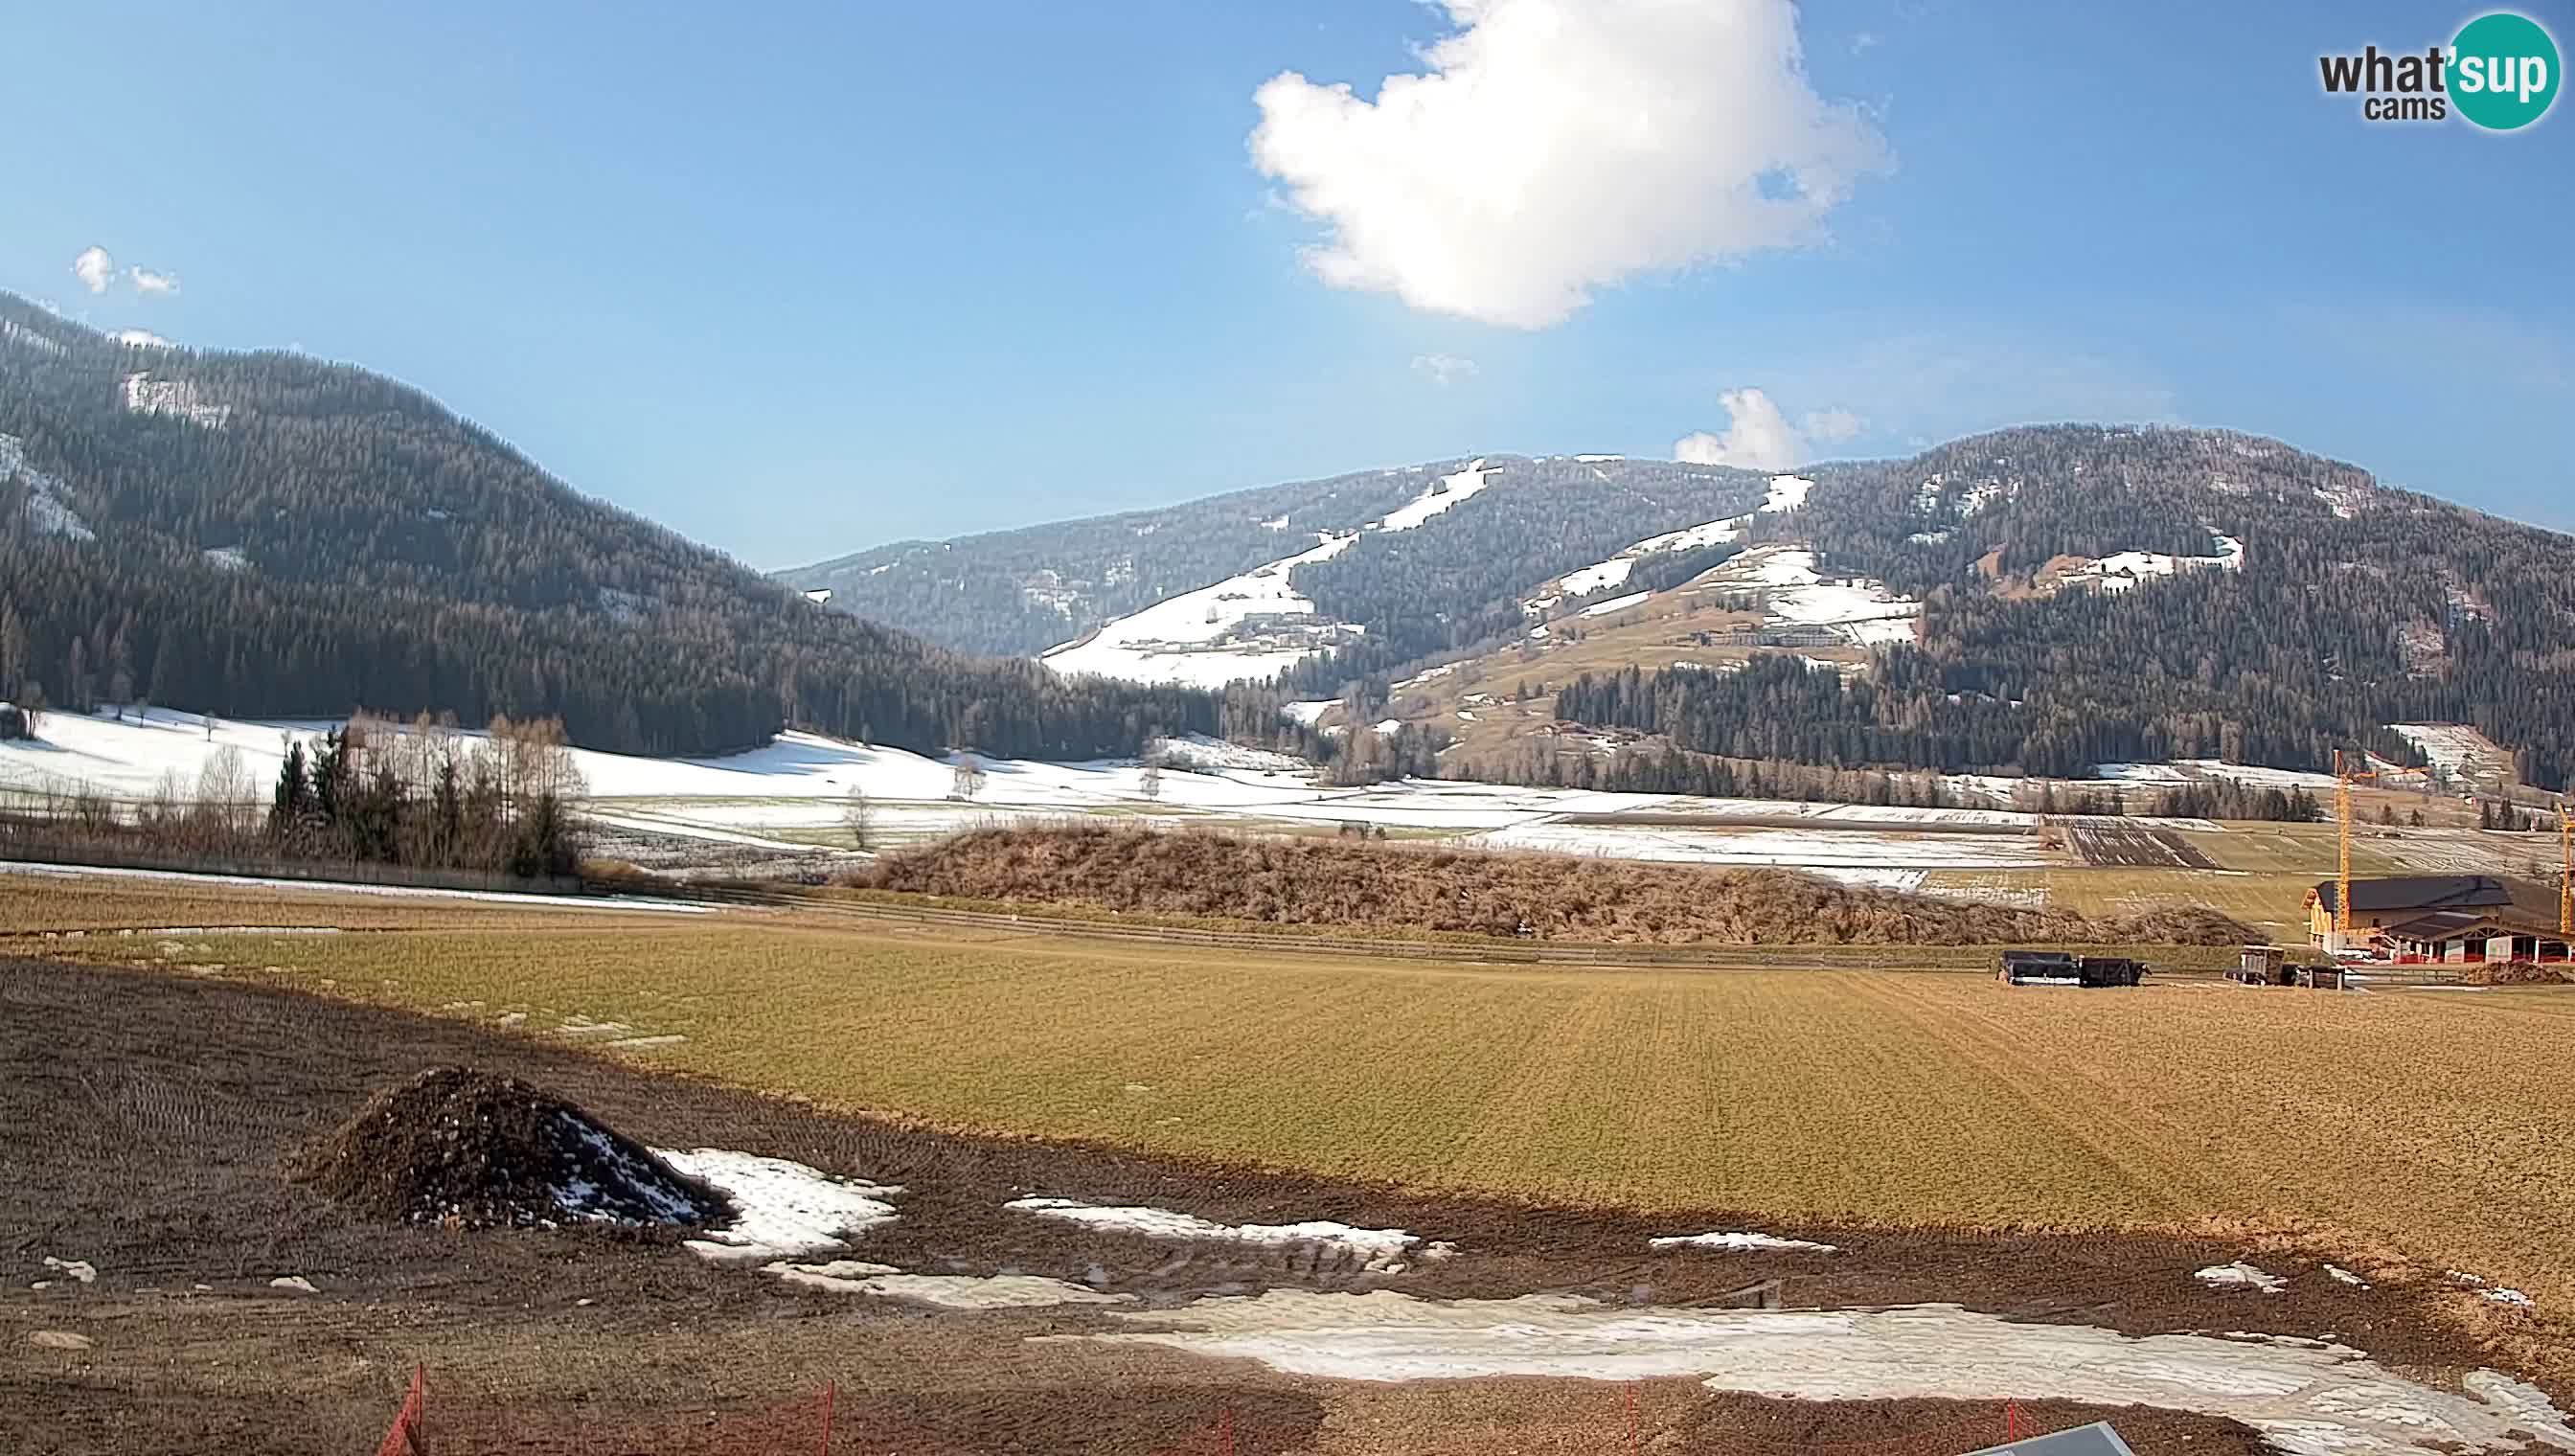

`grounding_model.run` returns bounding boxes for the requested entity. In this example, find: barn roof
[2311,875,2510,915]
[1963,1423,2136,1456]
